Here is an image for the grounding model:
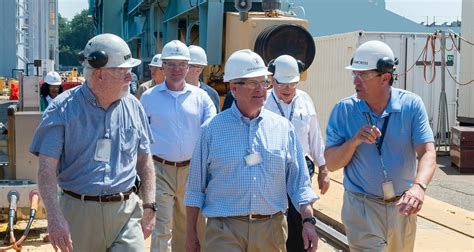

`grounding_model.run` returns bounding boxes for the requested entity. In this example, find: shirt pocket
[120,128,138,163]
[262,149,287,177]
